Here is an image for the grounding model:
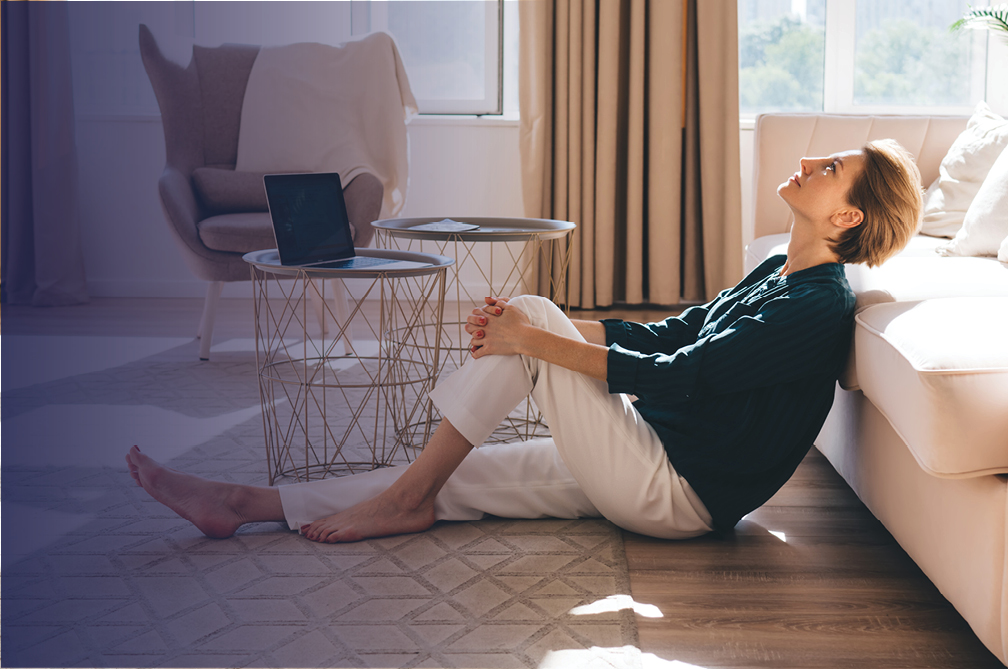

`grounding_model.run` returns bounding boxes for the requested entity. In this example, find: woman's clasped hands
[465,296,532,359]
